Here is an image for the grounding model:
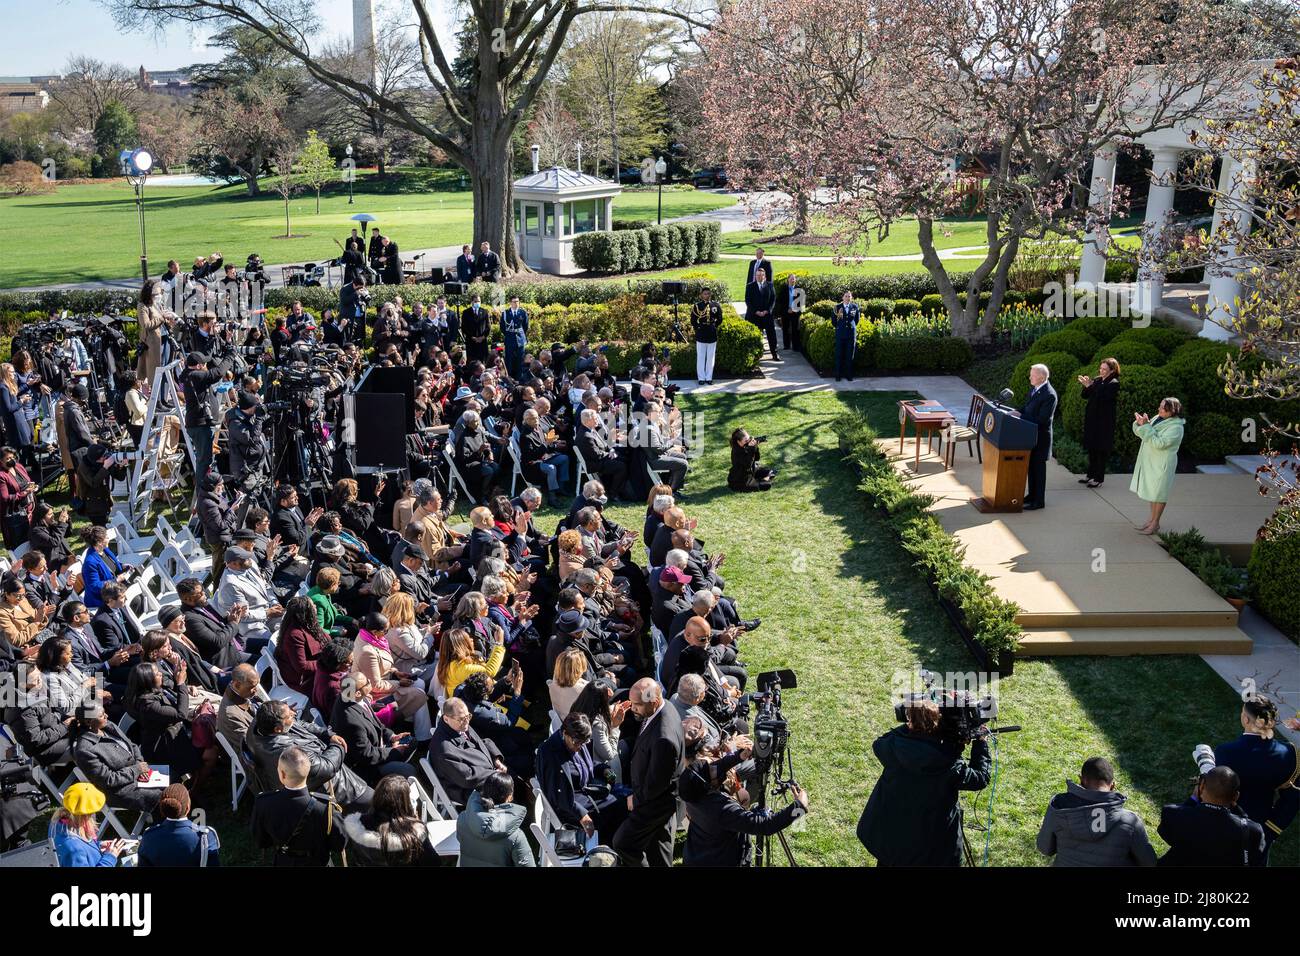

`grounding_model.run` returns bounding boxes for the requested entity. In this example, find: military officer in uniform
[1214,695,1299,864]
[500,296,530,380]
[250,747,345,867]
[690,288,723,386]
[833,291,860,382]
